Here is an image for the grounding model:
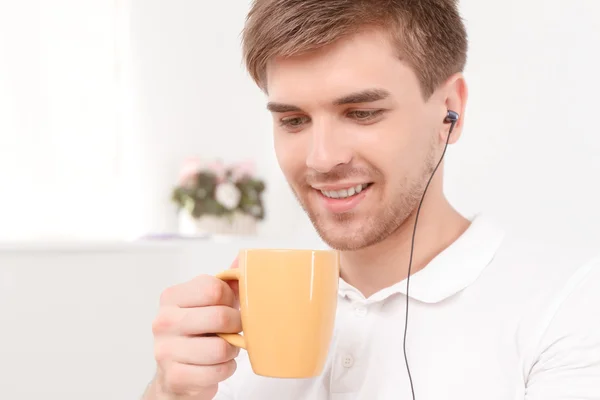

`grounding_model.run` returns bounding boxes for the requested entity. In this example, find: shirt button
[354,306,367,317]
[342,354,354,368]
